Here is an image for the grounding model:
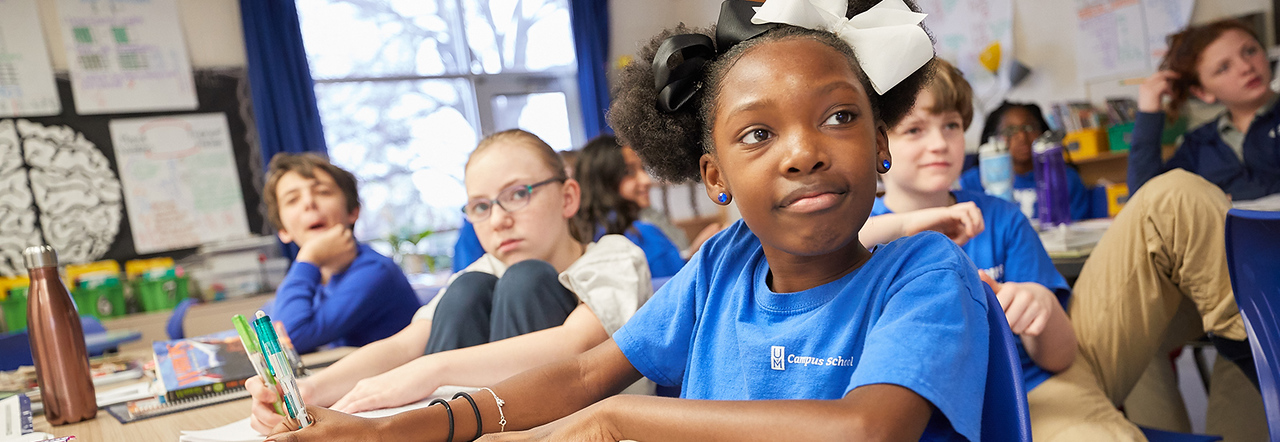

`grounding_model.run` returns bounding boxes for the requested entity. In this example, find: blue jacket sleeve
[272,257,403,353]
[1067,168,1091,220]
[1128,111,1171,193]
